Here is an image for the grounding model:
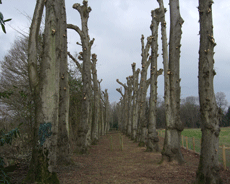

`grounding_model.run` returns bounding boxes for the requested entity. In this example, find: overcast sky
[0,0,230,105]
